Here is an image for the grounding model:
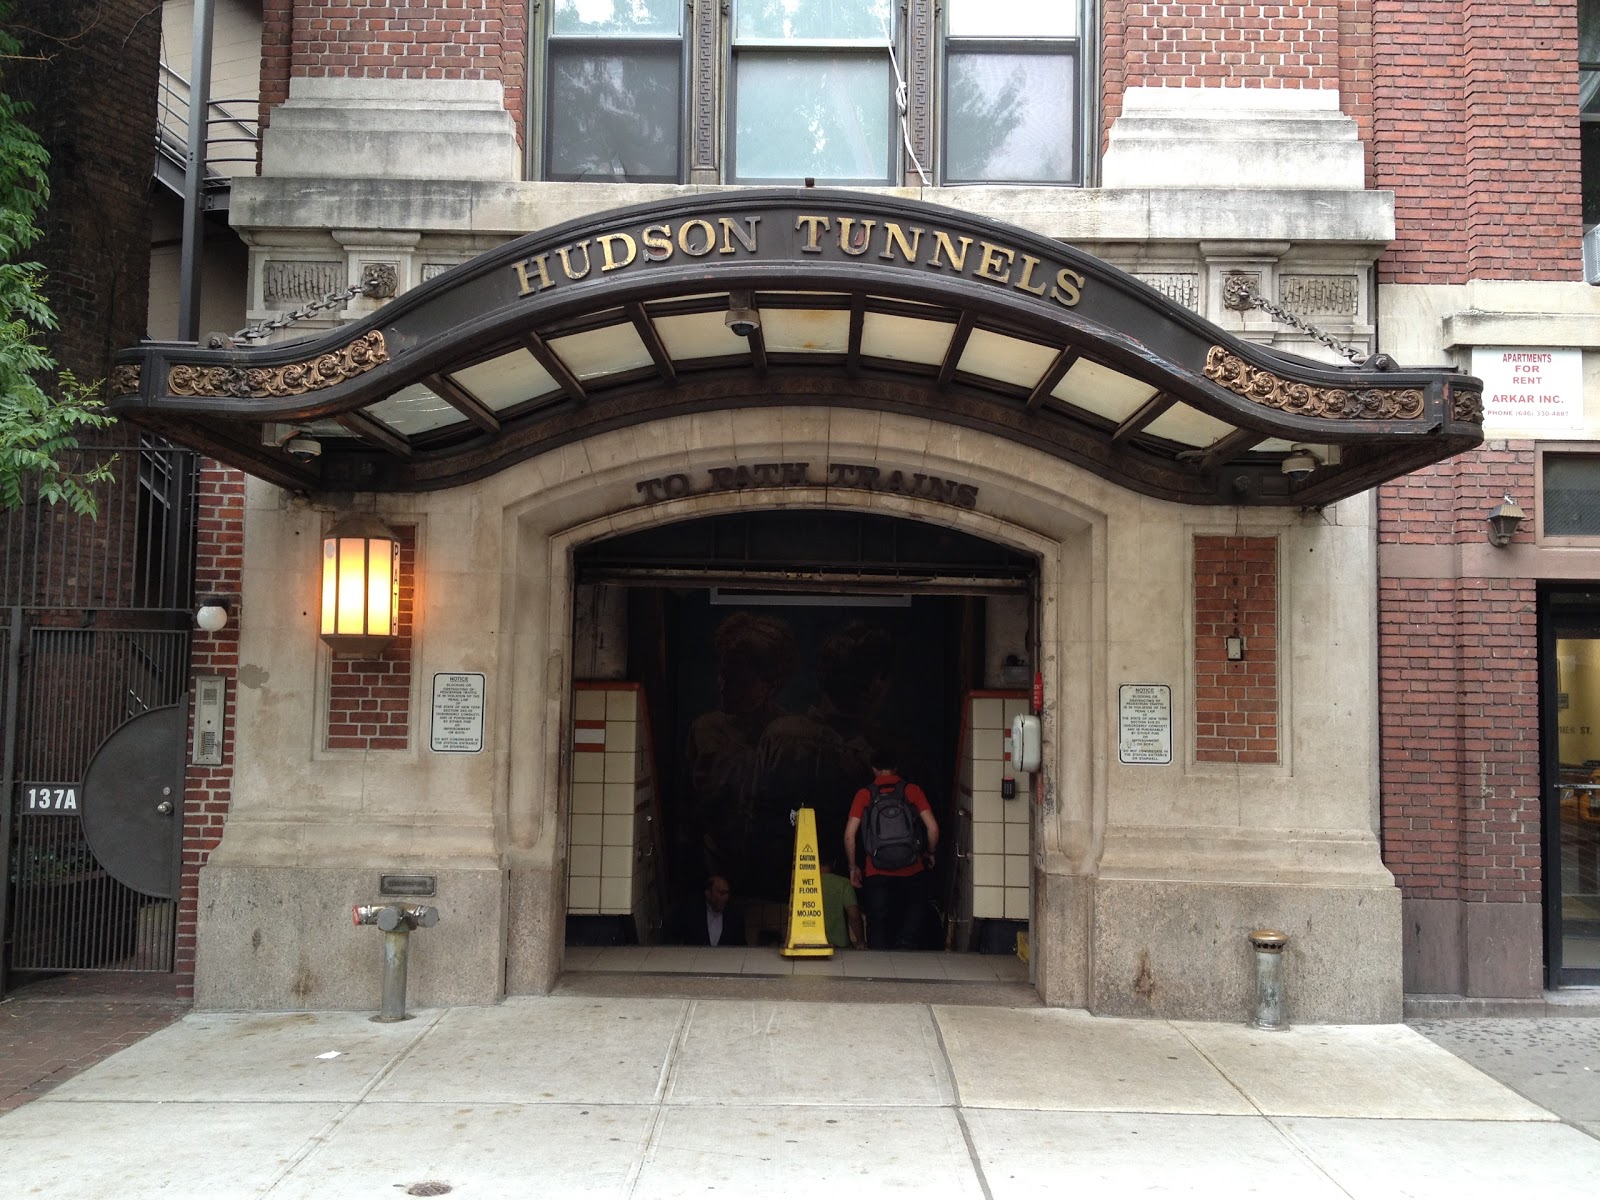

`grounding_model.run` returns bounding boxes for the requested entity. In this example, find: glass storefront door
[1544,594,1600,985]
